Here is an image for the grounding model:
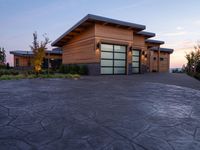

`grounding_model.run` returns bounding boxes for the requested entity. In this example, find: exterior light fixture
[96,43,100,49]
[142,51,145,55]
[129,46,132,52]
[145,54,148,58]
